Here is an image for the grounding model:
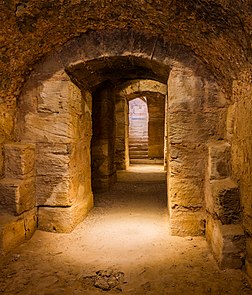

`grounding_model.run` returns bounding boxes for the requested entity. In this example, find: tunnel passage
[0,29,244,270]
